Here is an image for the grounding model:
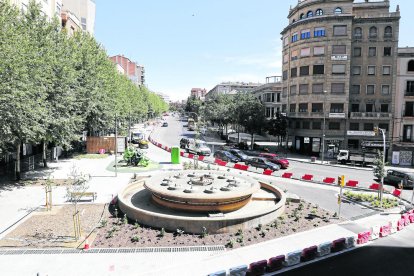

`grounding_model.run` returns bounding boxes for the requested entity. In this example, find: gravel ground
[92,200,343,250]
[0,204,105,248]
